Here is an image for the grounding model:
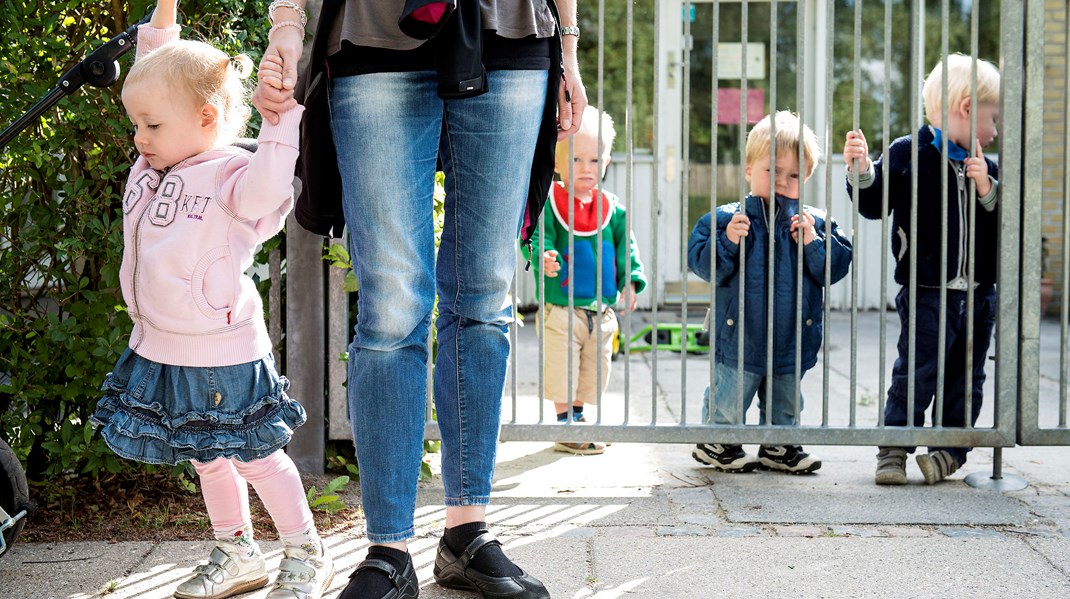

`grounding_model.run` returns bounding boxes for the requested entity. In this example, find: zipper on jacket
[954,163,968,281]
[129,162,185,350]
